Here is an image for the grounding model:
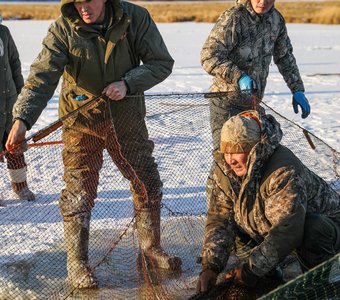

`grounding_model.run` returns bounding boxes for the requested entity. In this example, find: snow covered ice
[0,20,339,298]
